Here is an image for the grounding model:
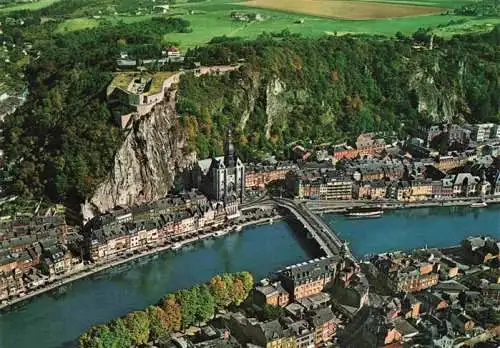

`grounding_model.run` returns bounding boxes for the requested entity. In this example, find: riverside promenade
[306,196,500,214]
